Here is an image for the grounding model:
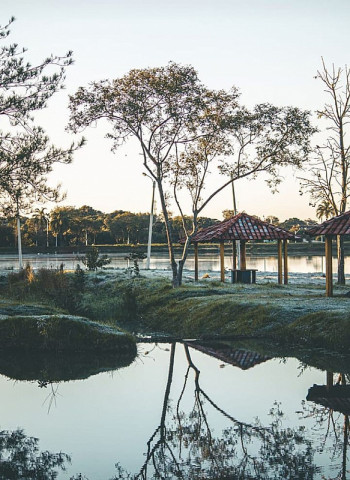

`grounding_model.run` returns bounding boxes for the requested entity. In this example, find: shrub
[81,247,111,271]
